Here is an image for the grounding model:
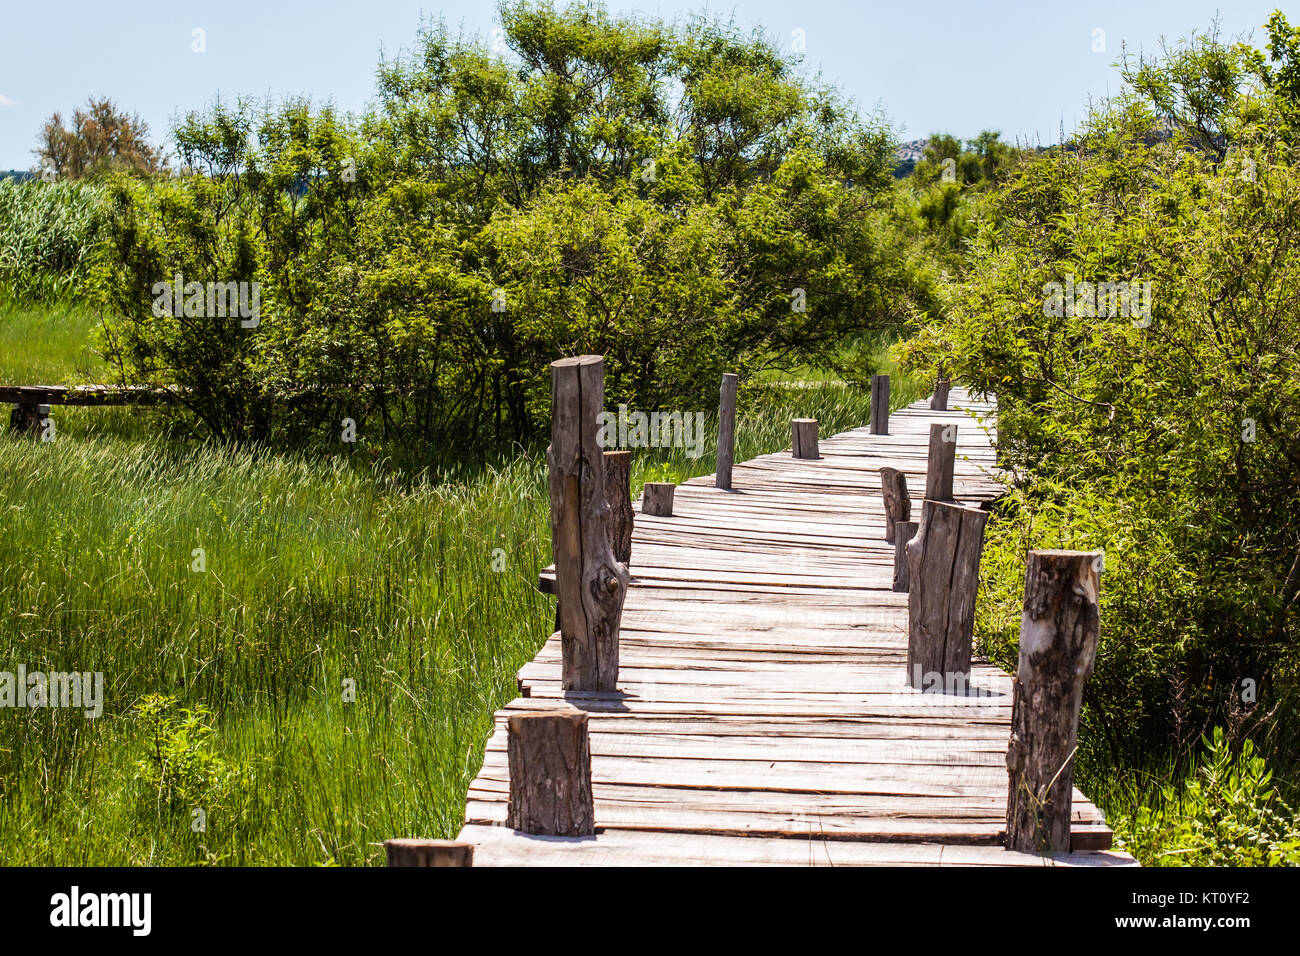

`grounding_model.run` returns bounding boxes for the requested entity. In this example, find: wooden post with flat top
[384,839,474,867]
[506,710,595,837]
[925,422,957,502]
[870,374,890,434]
[603,450,633,564]
[1005,550,1102,854]
[716,373,738,489]
[905,500,988,690]
[792,418,819,459]
[642,482,675,517]
[547,355,629,692]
